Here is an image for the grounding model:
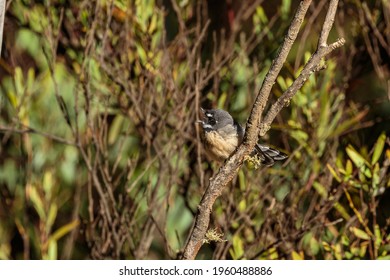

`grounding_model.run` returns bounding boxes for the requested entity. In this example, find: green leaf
[136,43,147,64]
[230,234,244,260]
[375,224,381,251]
[372,132,386,165]
[333,202,351,220]
[322,241,331,252]
[277,76,286,91]
[16,29,42,60]
[29,185,46,220]
[48,239,57,260]
[46,203,58,233]
[290,130,308,143]
[43,171,53,201]
[313,181,328,199]
[310,236,320,256]
[346,145,370,168]
[359,243,368,258]
[14,67,24,98]
[148,13,158,34]
[334,243,342,260]
[255,6,268,24]
[217,92,227,110]
[238,199,246,213]
[372,163,380,192]
[50,219,79,242]
[345,251,353,259]
[108,115,124,145]
[345,160,353,176]
[291,250,303,260]
[378,255,390,260]
[275,184,290,202]
[341,234,350,246]
[26,68,35,93]
[0,160,18,192]
[364,169,372,179]
[238,169,246,191]
[257,248,276,260]
[351,246,359,256]
[350,227,371,240]
[60,146,78,184]
[326,164,341,183]
[281,0,291,19]
[330,109,368,138]
[346,145,372,177]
